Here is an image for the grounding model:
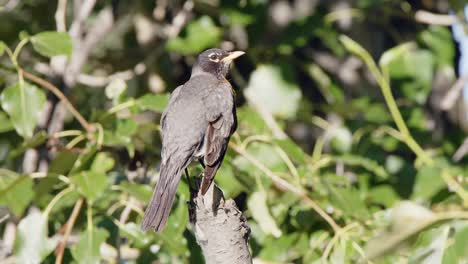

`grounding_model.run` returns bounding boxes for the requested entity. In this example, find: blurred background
[0,0,468,263]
